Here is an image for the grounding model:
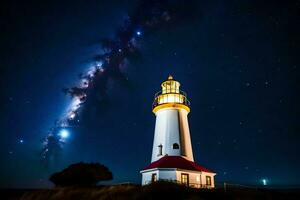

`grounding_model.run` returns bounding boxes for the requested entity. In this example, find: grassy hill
[2,182,300,200]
